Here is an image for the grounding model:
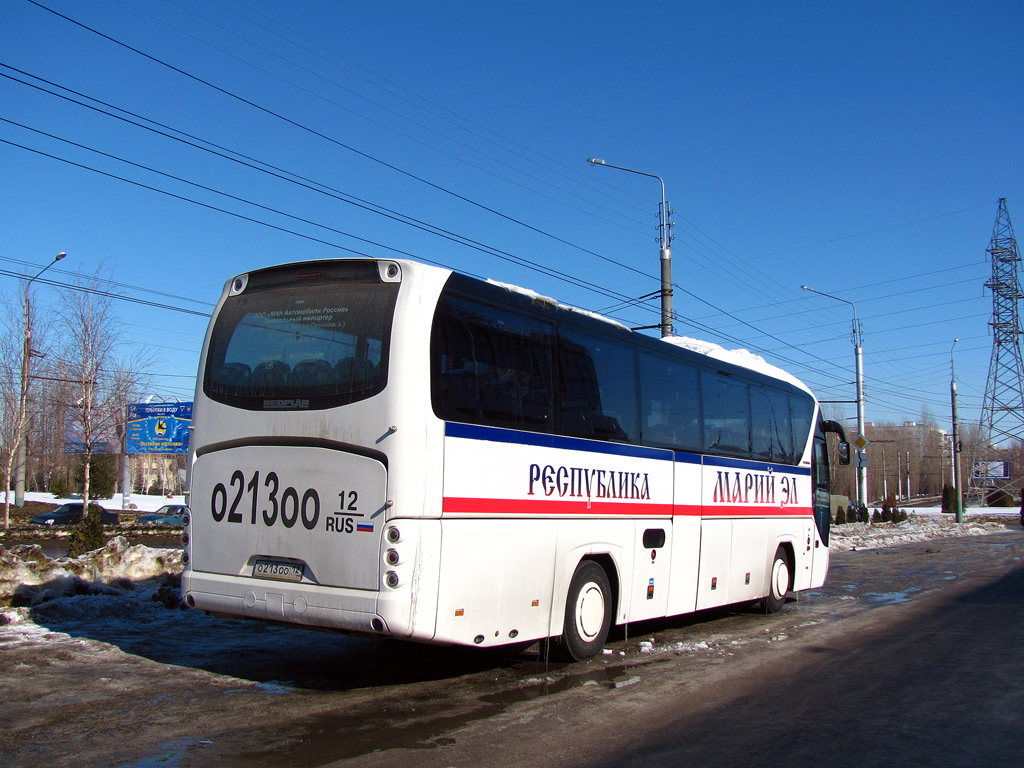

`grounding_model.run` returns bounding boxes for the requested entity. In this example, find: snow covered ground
[829,506,1020,550]
[4,490,188,512]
